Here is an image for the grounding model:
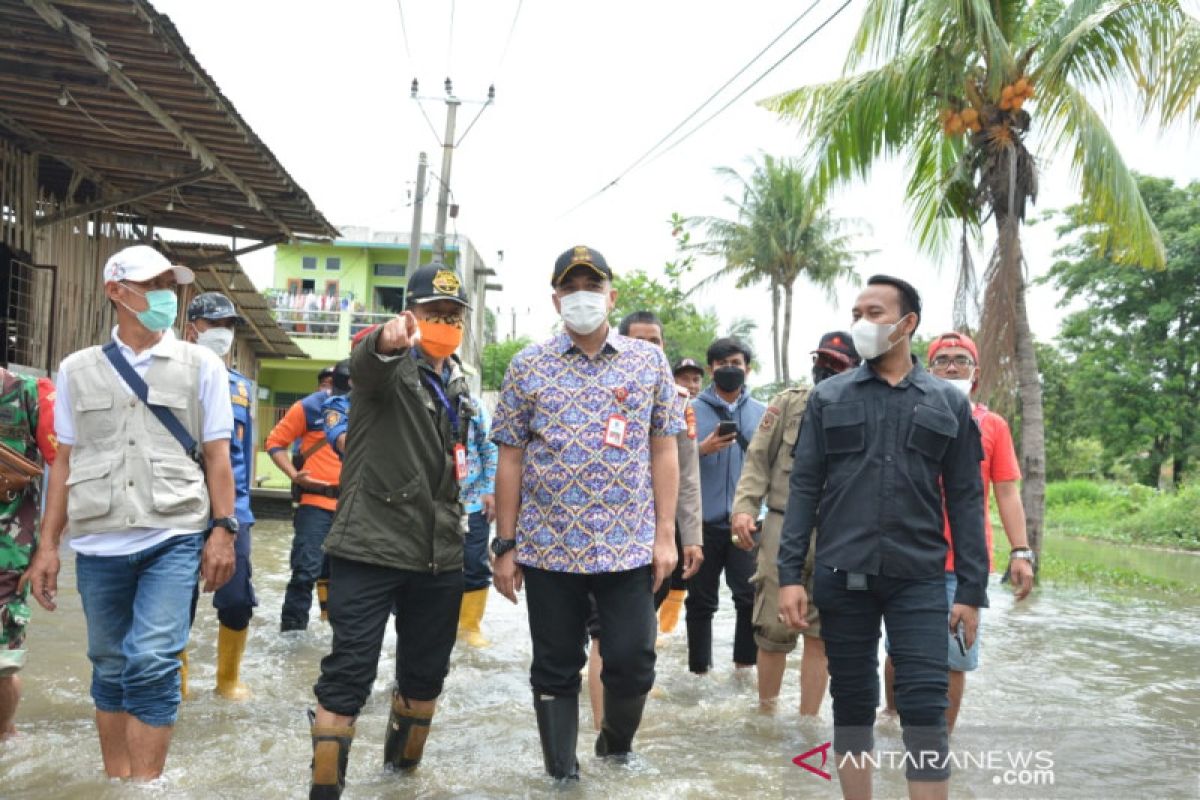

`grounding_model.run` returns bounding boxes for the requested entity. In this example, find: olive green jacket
[323,327,473,573]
